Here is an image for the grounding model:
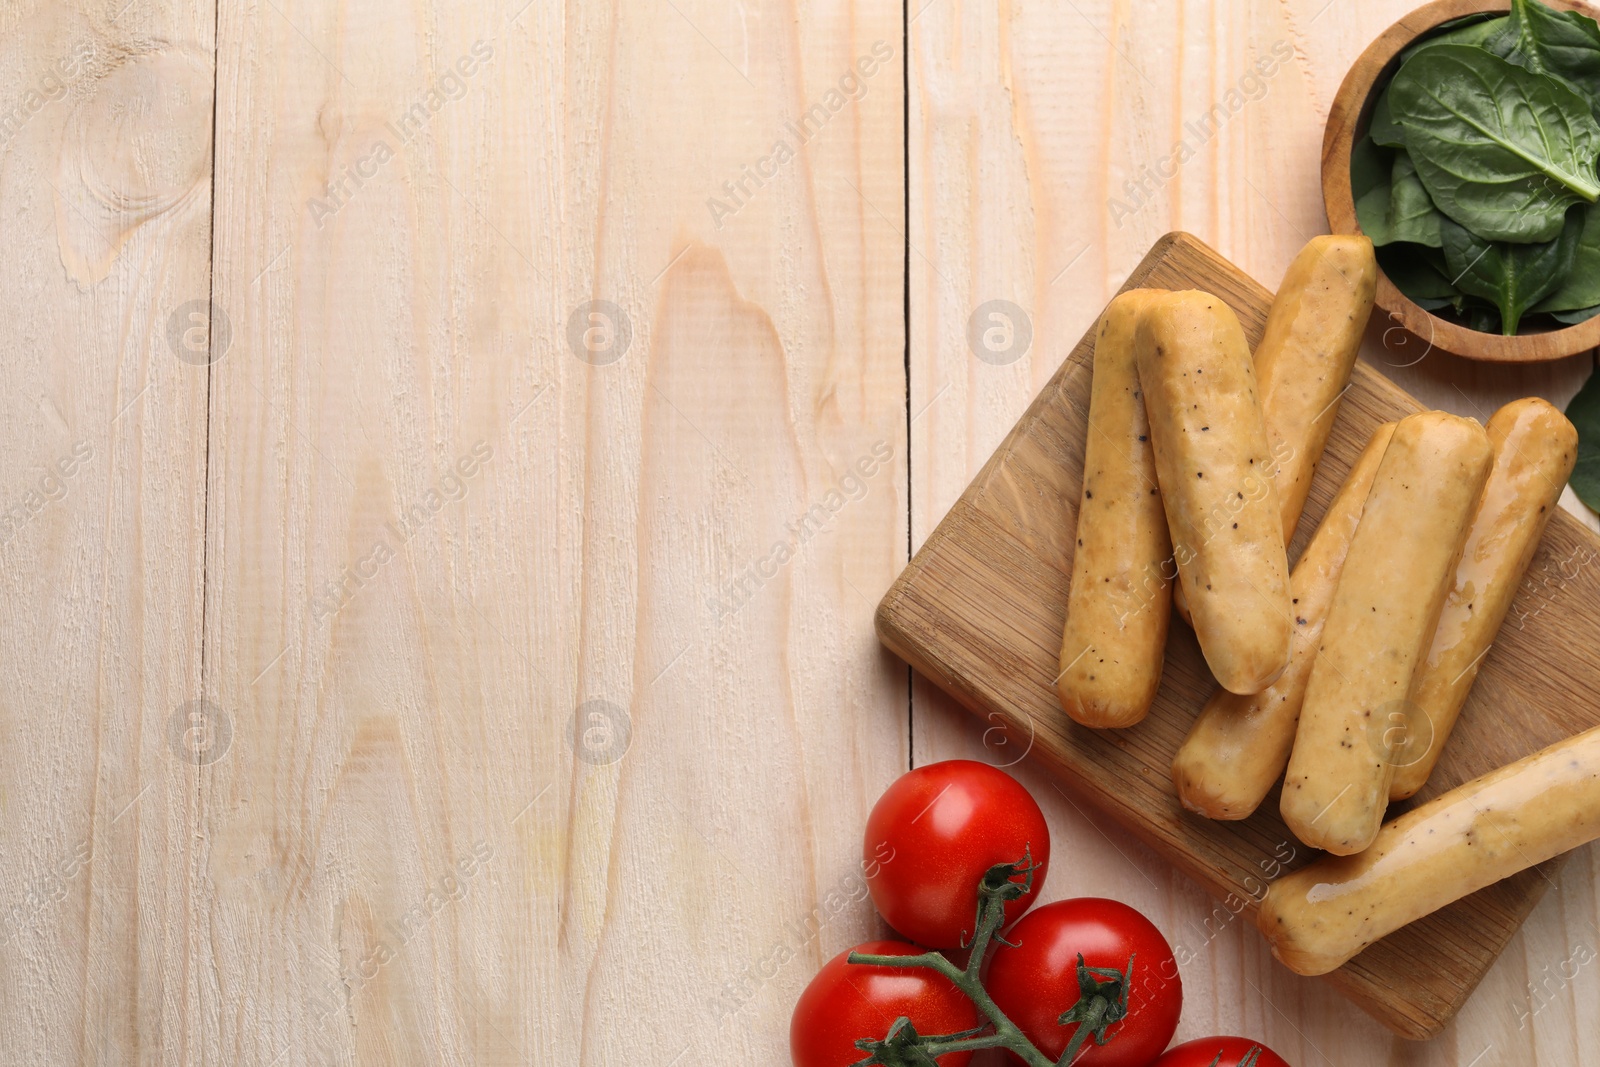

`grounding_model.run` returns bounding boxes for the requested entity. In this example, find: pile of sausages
[1056,235,1597,977]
